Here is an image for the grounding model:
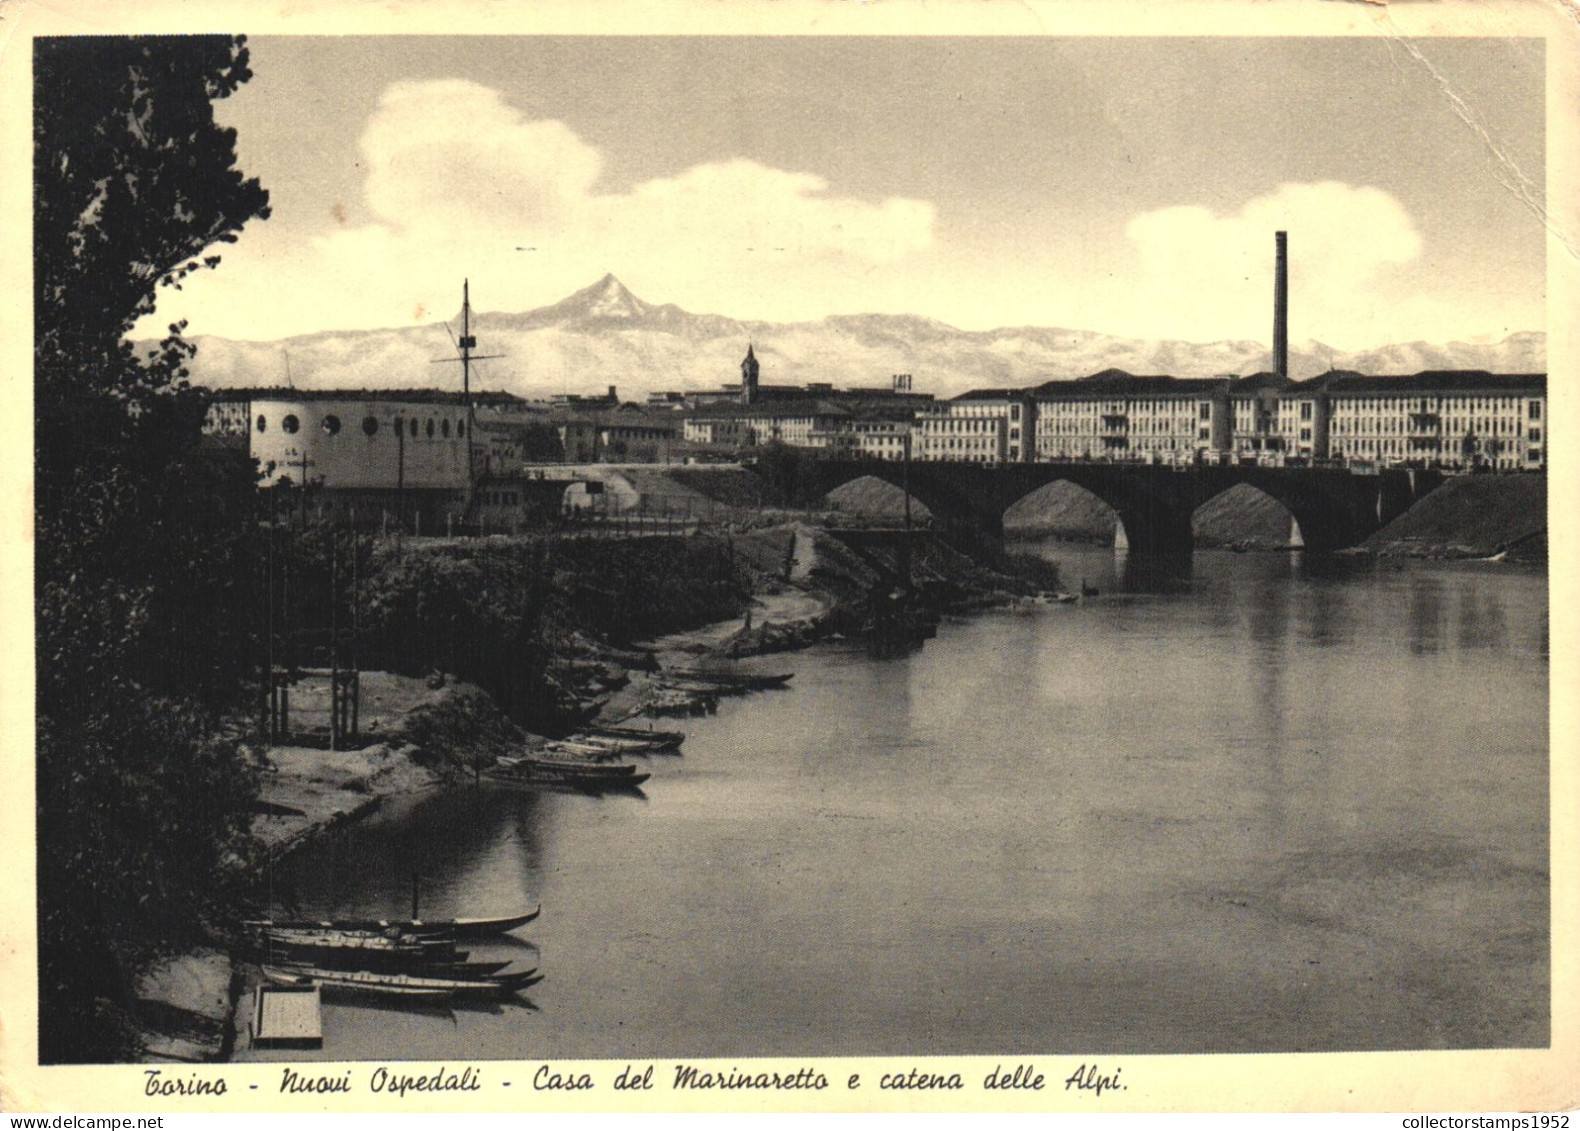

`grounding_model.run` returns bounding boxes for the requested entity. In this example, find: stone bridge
[775,460,1444,554]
